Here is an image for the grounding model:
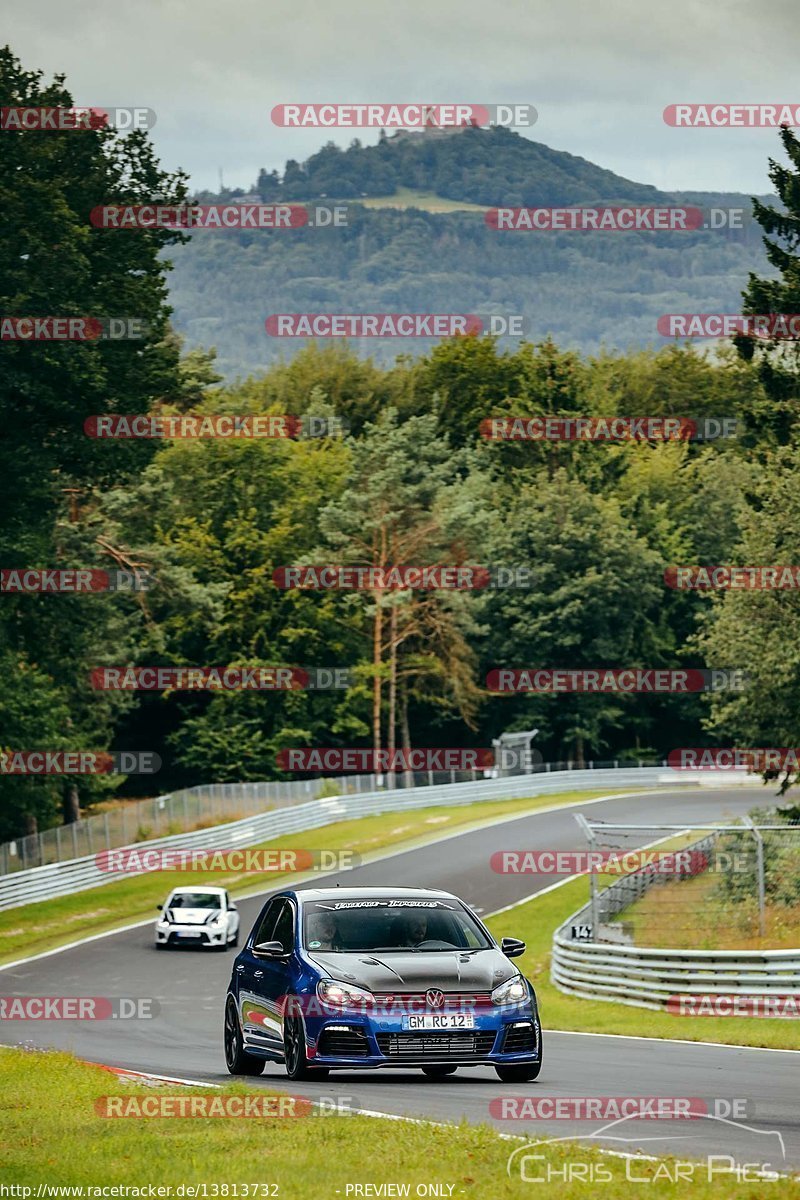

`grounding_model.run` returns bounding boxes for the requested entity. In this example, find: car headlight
[317,979,374,1011]
[491,975,528,1006]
